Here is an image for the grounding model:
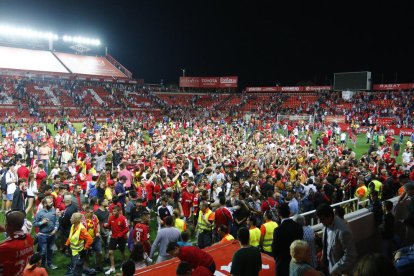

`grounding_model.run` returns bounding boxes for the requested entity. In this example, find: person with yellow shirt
[289,167,298,182]
[218,224,234,244]
[247,216,261,247]
[64,212,93,276]
[105,180,115,201]
[260,211,278,256]
[173,209,187,233]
